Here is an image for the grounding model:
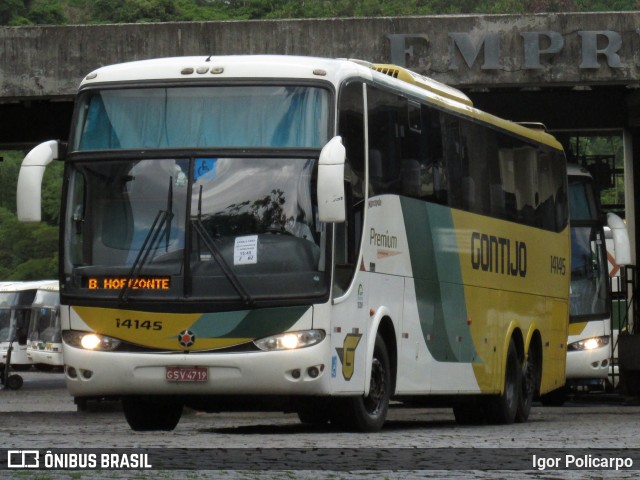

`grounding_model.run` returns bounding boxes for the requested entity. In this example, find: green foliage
[91,0,180,24]
[1,0,639,25]
[1,0,29,25]
[0,151,60,280]
[27,1,67,25]
[568,134,626,213]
